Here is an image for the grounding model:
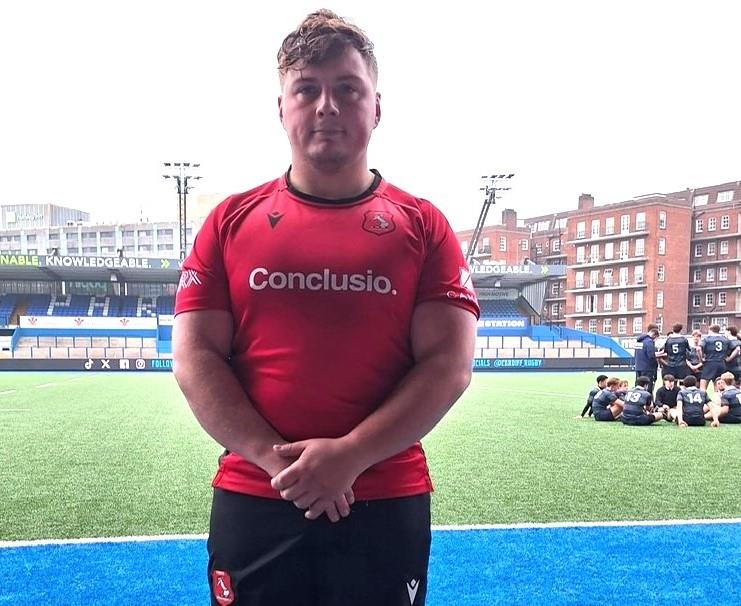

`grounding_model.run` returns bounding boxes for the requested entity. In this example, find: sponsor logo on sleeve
[178,270,202,291]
